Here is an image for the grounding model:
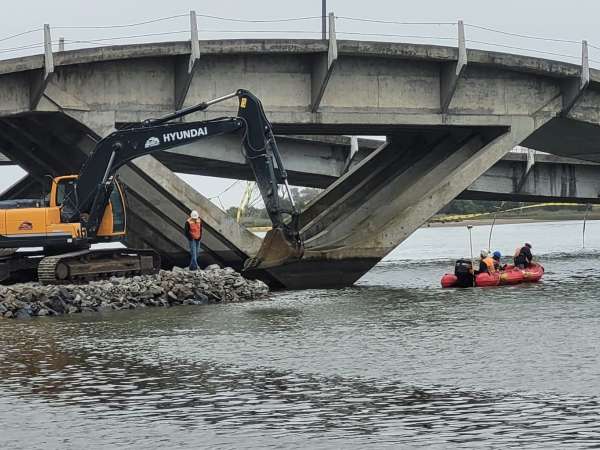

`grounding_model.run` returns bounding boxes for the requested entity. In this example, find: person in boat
[492,251,506,271]
[476,249,496,275]
[514,243,533,269]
